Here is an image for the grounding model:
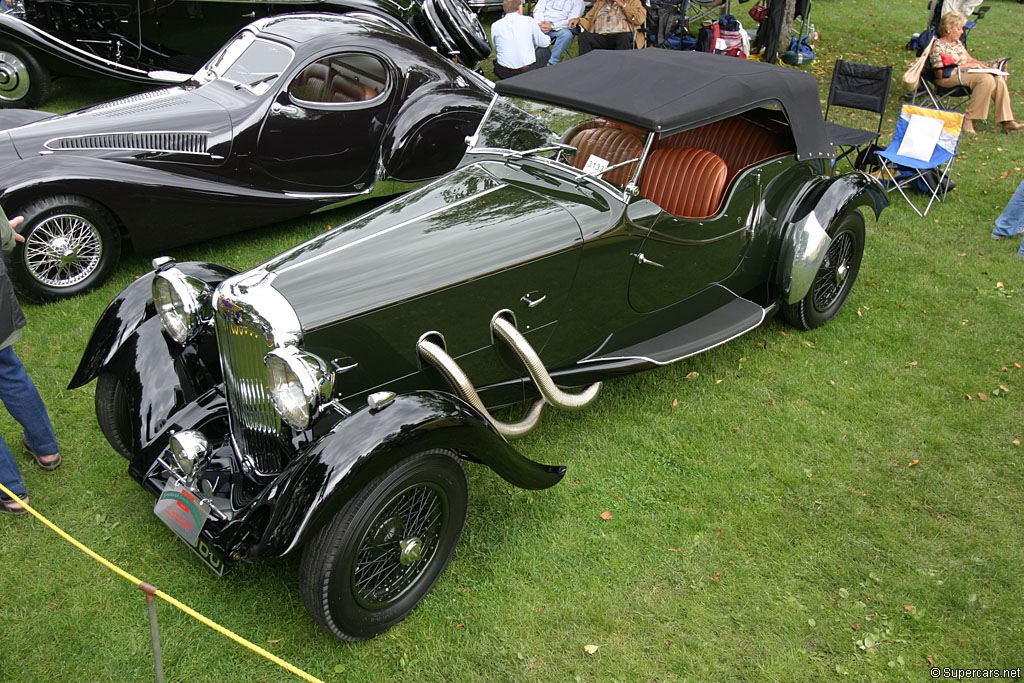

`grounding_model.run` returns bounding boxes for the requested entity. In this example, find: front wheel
[300,449,469,641]
[6,195,122,302]
[783,208,865,330]
[95,372,134,459]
